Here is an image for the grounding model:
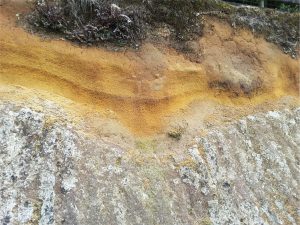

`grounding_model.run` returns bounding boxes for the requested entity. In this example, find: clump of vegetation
[147,0,218,41]
[167,122,187,140]
[168,129,183,140]
[279,3,300,13]
[28,0,146,46]
[27,0,299,57]
[27,0,222,46]
[228,6,300,57]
